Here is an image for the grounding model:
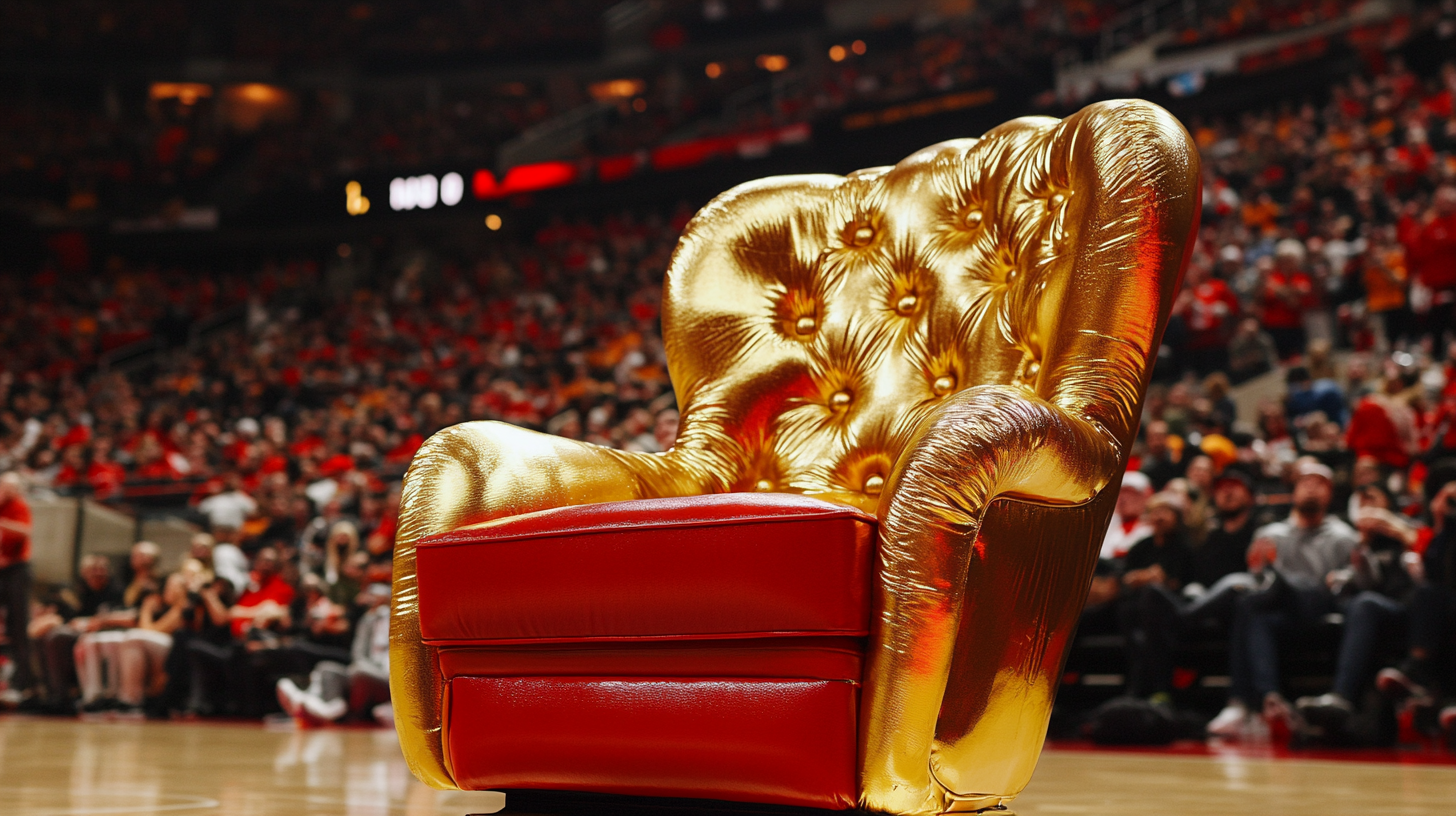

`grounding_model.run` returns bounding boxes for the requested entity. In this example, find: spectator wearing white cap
[1100,471,1154,561]
[1208,458,1358,738]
